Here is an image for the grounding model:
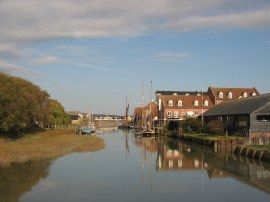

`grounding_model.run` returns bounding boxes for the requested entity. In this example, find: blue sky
[1,0,270,115]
